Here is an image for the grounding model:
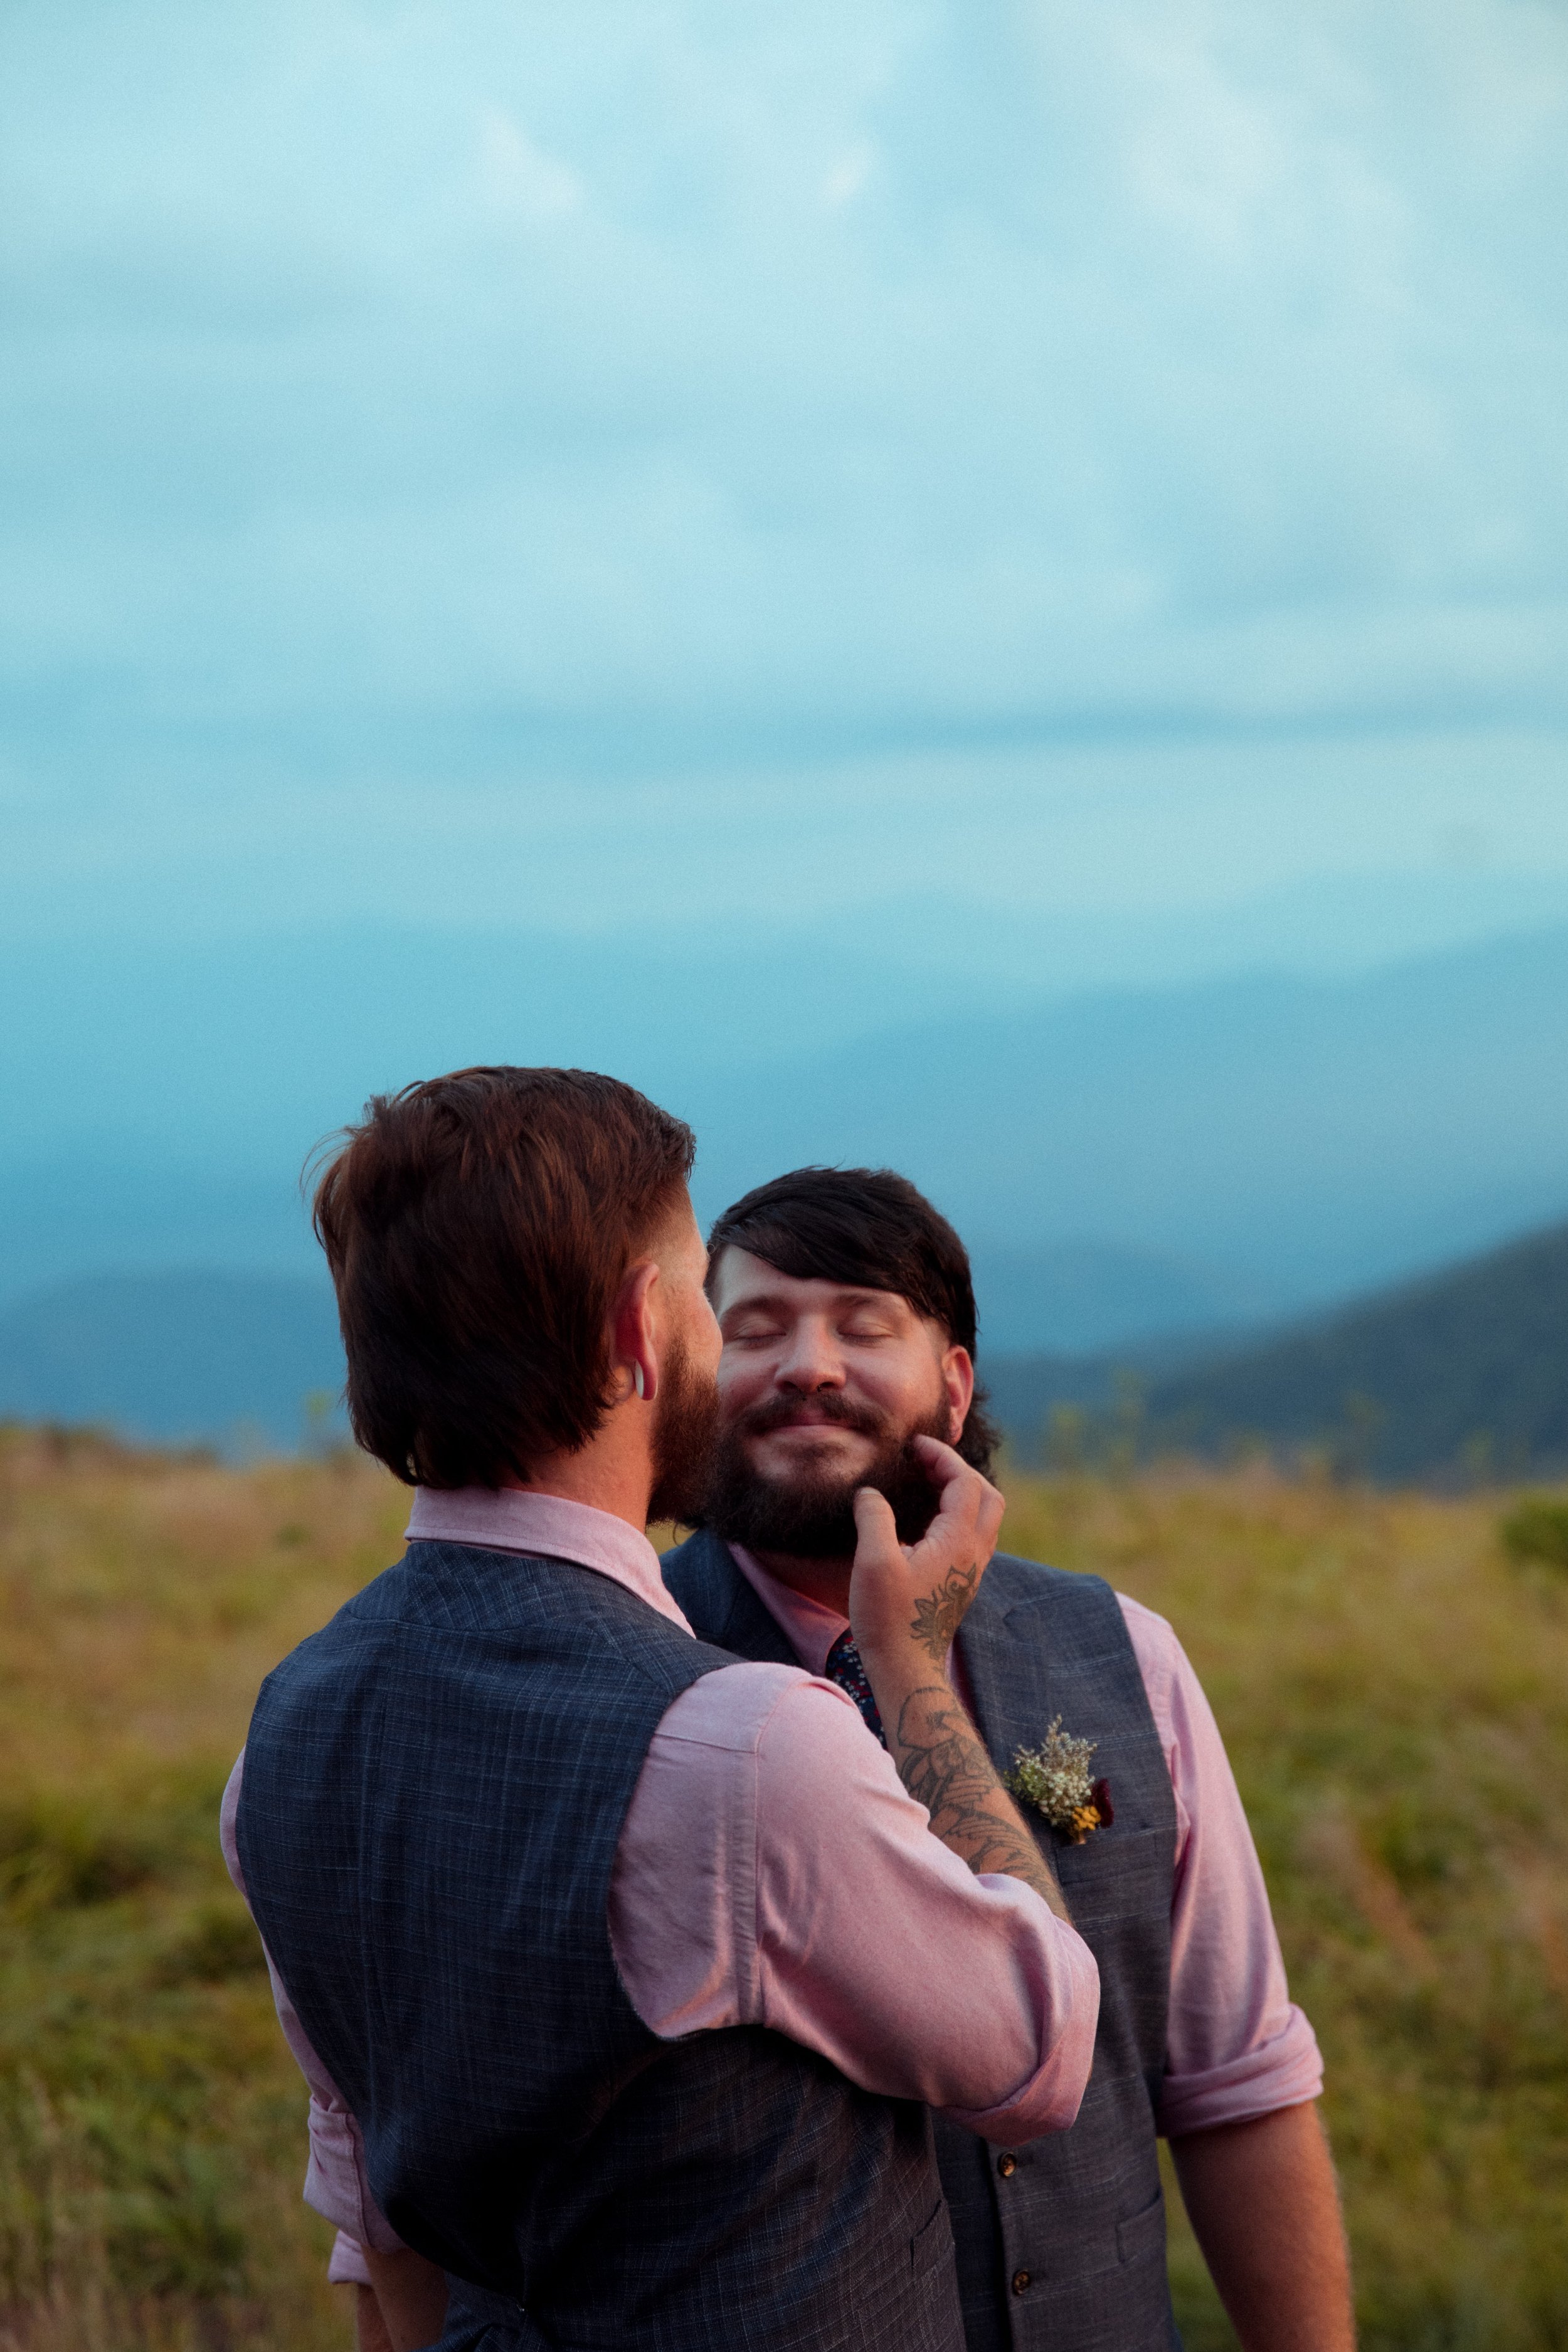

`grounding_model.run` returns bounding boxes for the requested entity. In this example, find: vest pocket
[911,2195,958,2279]
[1115,2188,1167,2266]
